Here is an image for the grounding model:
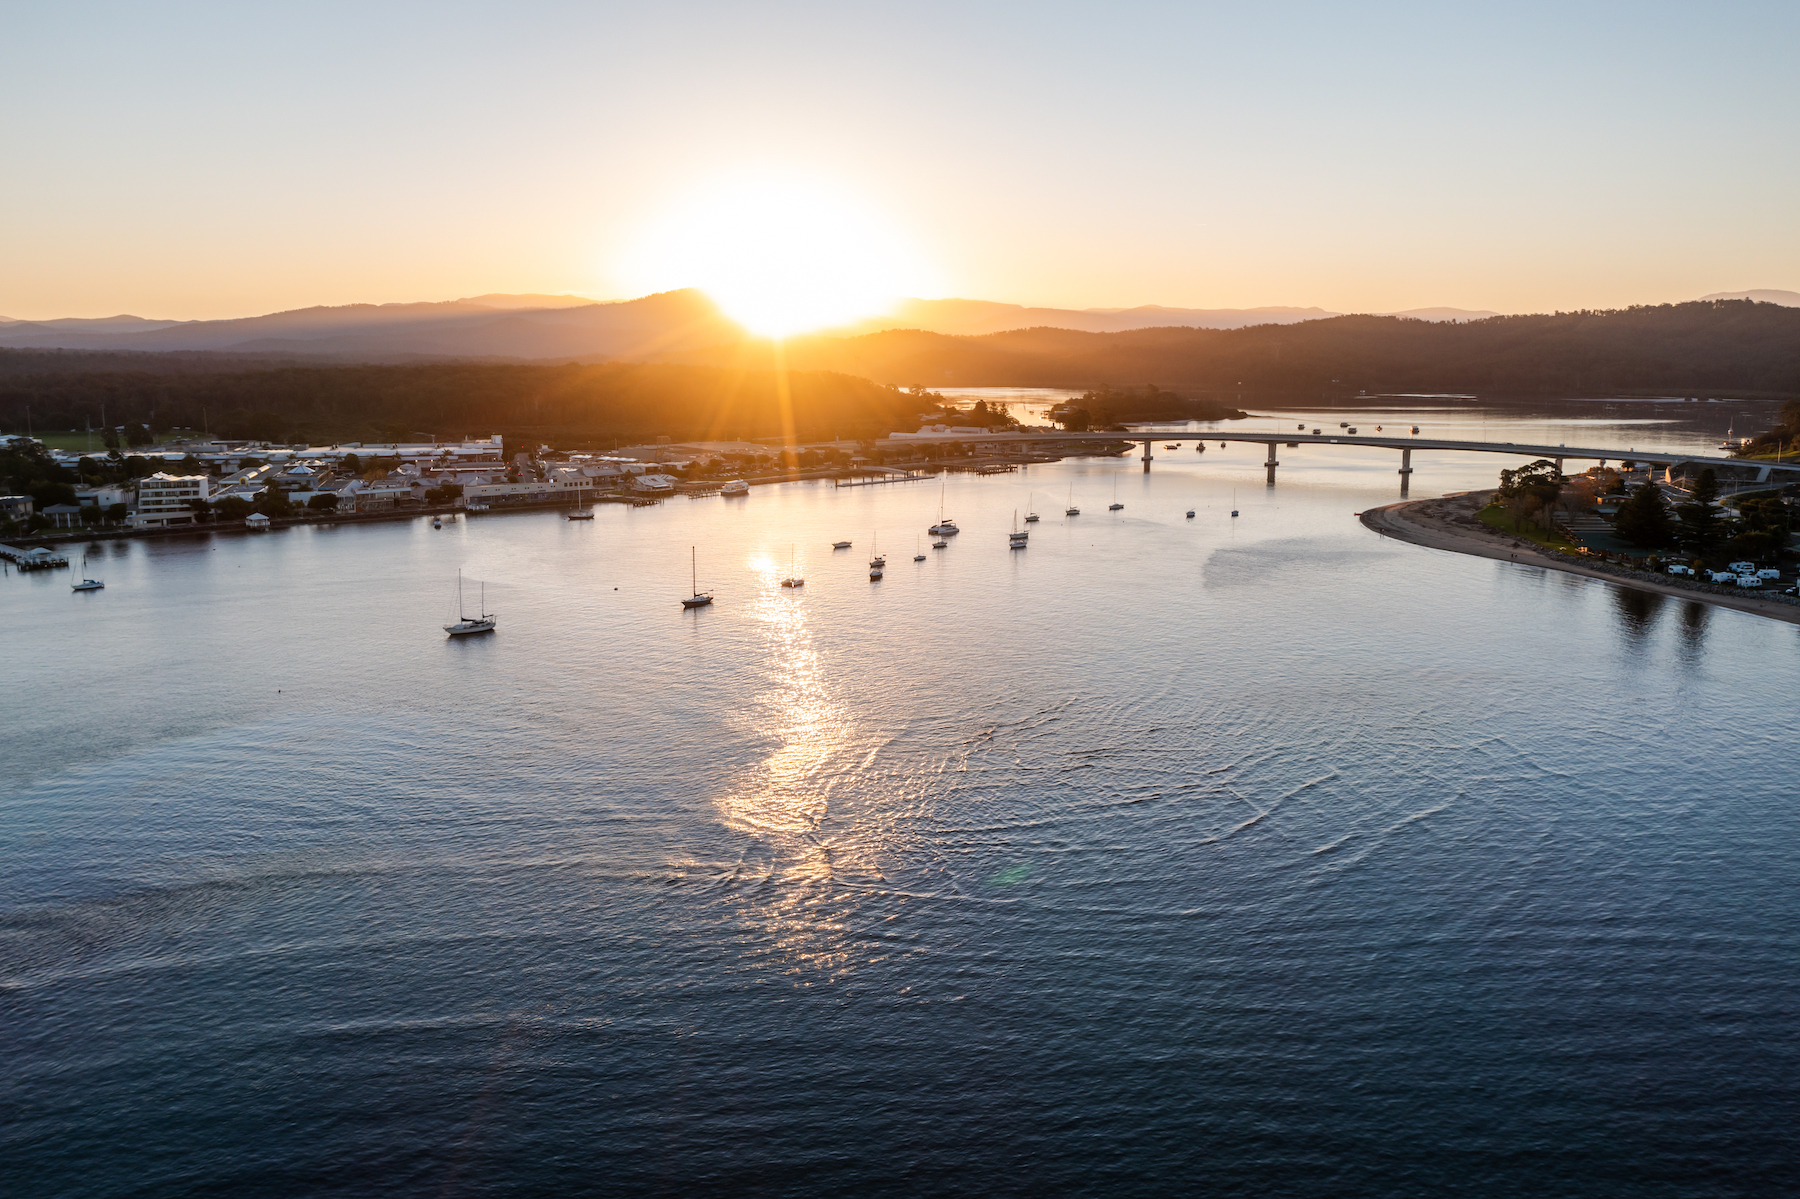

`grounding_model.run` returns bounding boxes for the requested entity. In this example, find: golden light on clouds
[617,177,938,338]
